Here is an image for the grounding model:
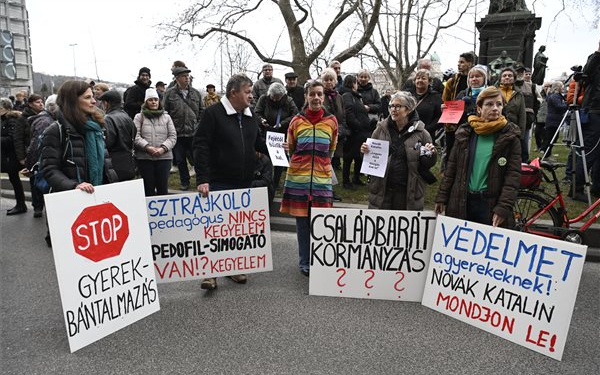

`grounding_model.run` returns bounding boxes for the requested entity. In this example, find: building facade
[0,0,33,97]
